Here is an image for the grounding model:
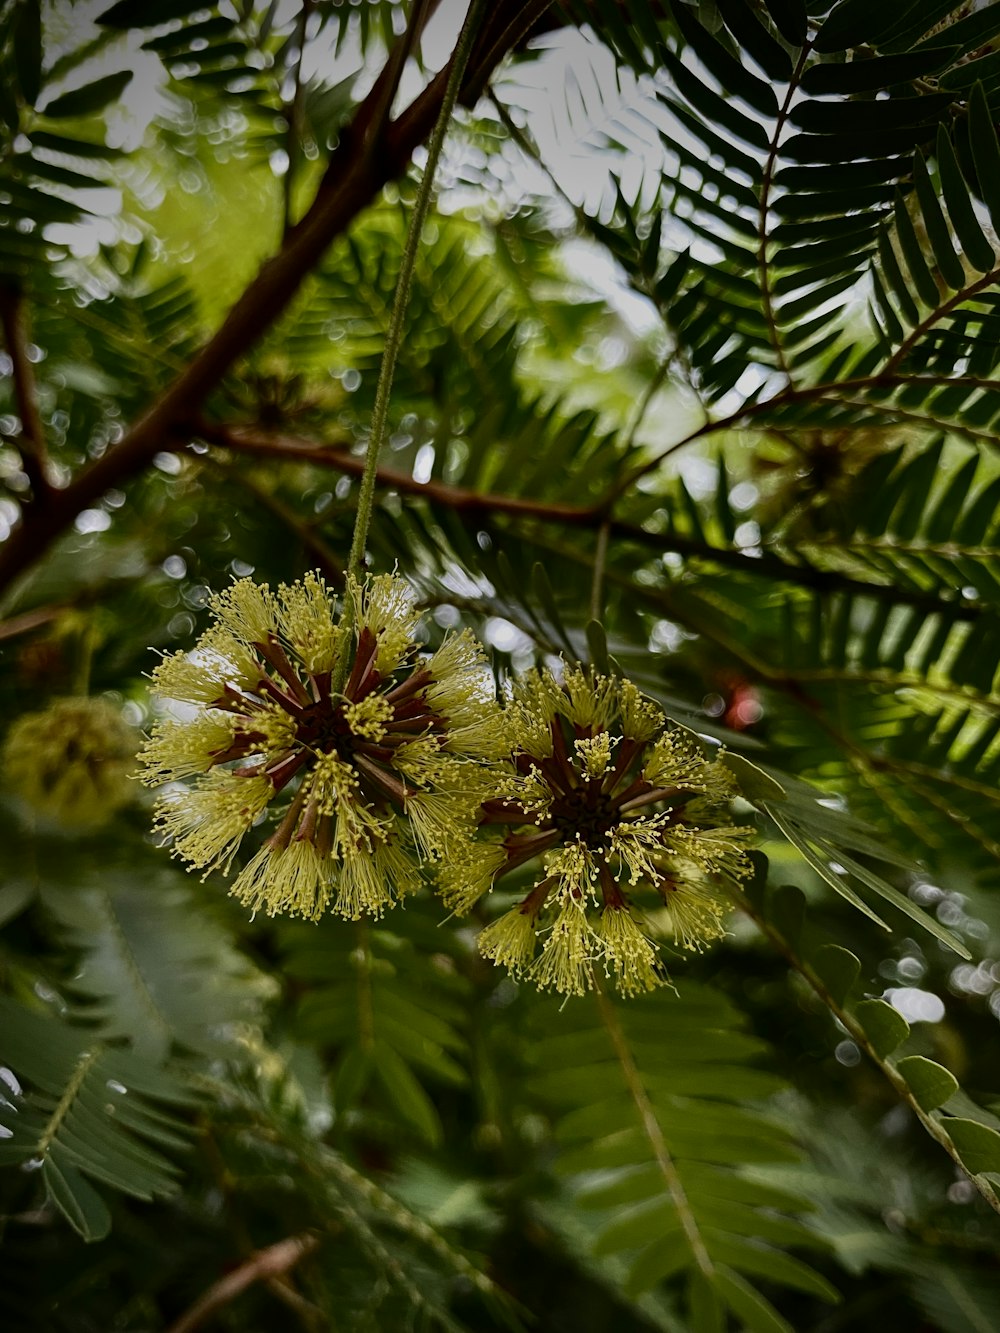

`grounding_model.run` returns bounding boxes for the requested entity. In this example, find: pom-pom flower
[444,667,754,998]
[2,696,137,829]
[138,572,505,921]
